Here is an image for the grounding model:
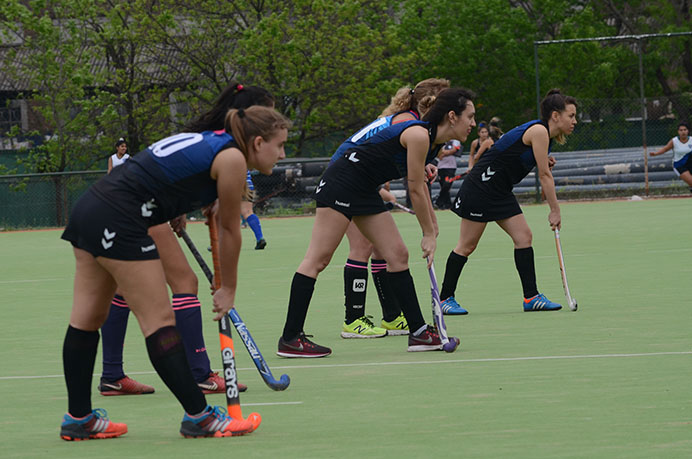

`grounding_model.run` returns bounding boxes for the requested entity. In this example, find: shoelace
[91,408,109,421]
[360,315,377,327]
[298,333,318,348]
